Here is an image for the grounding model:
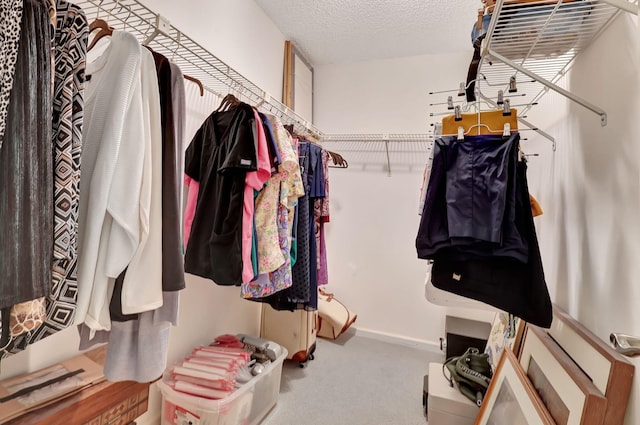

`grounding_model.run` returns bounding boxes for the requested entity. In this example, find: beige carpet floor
[261,333,443,425]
